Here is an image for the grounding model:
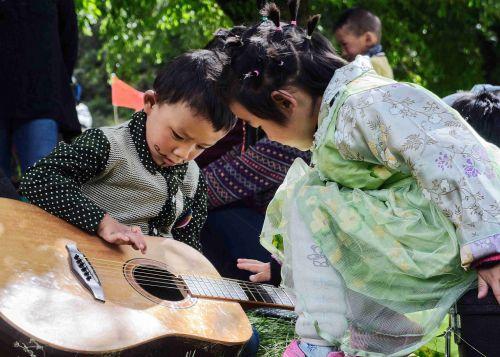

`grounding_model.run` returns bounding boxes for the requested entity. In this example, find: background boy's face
[335,26,370,61]
[144,98,226,167]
